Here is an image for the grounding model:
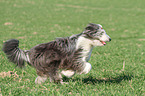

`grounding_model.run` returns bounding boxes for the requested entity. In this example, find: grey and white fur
[2,23,111,84]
